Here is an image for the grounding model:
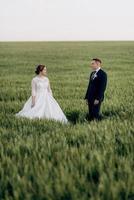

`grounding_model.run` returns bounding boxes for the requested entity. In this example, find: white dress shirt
[92,67,101,80]
[95,67,101,73]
